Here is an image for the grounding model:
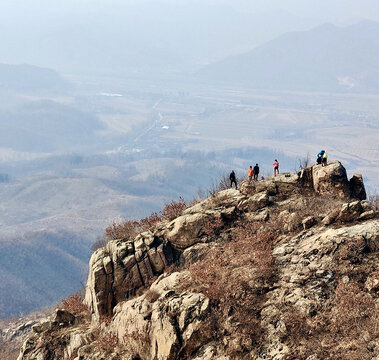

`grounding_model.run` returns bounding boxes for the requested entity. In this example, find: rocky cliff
[17,161,378,360]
